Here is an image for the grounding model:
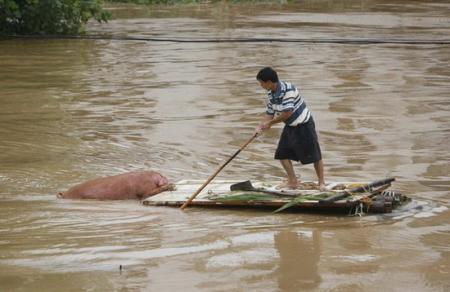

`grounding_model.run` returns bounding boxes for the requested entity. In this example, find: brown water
[1,1,449,291]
